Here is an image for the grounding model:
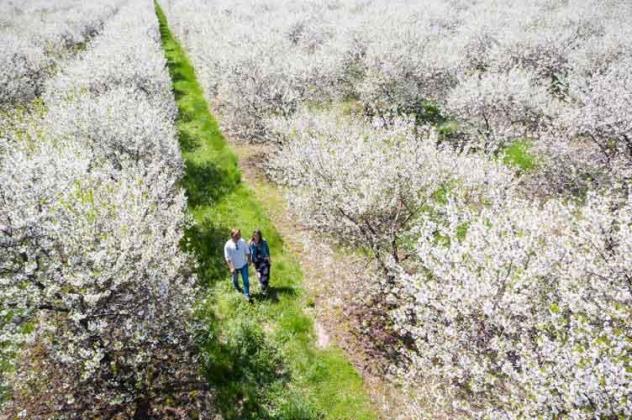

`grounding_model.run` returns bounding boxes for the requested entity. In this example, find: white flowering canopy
[1,0,210,416]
